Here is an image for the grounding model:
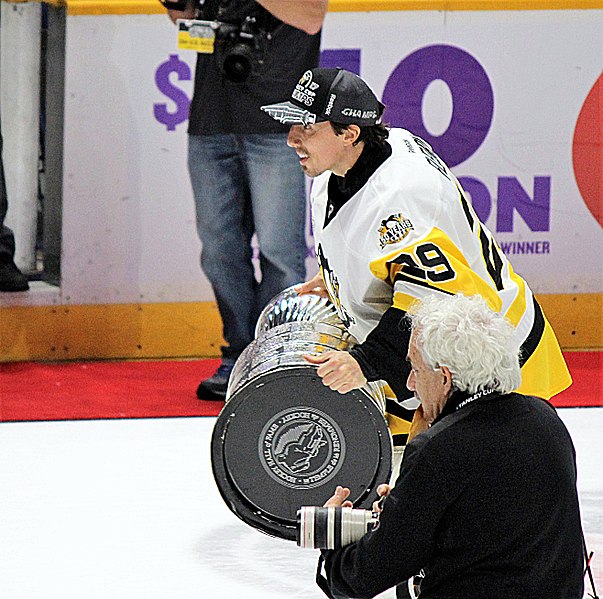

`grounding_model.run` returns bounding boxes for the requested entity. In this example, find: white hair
[409,294,521,395]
